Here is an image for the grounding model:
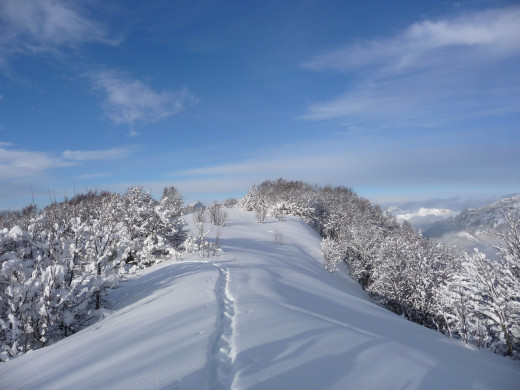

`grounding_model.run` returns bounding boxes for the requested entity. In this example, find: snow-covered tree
[208,202,228,226]
[321,238,343,273]
[463,249,519,356]
[1,186,189,361]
